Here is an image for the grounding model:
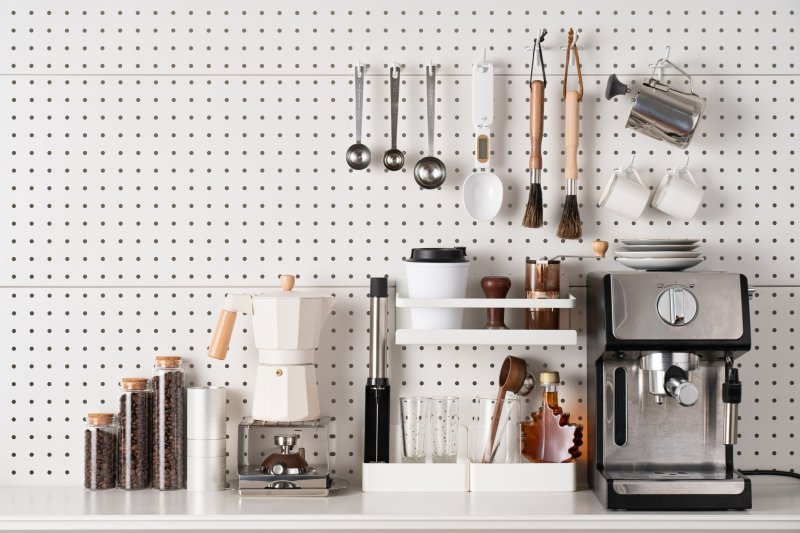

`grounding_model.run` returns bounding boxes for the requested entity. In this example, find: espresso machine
[587,271,752,510]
